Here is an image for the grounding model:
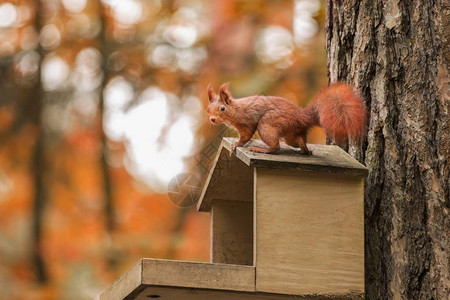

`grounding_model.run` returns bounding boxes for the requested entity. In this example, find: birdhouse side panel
[254,169,364,296]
